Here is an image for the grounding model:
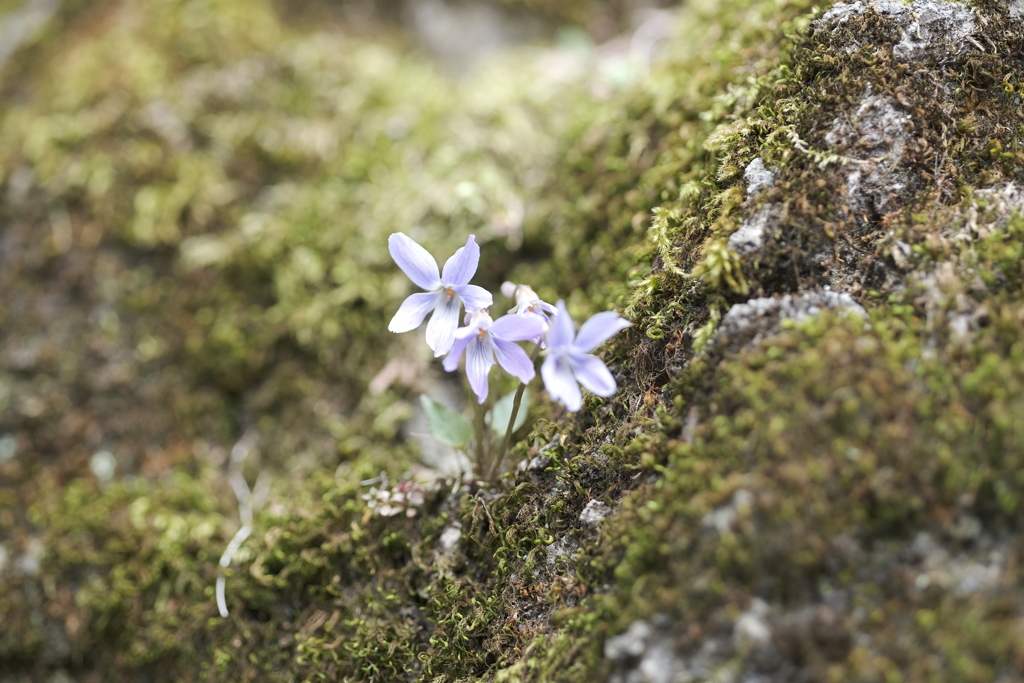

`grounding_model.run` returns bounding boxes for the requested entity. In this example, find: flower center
[445,287,455,299]
[477,327,486,339]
